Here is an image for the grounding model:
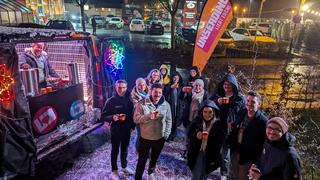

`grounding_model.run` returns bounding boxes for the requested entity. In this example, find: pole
[253,0,266,51]
[288,0,301,56]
